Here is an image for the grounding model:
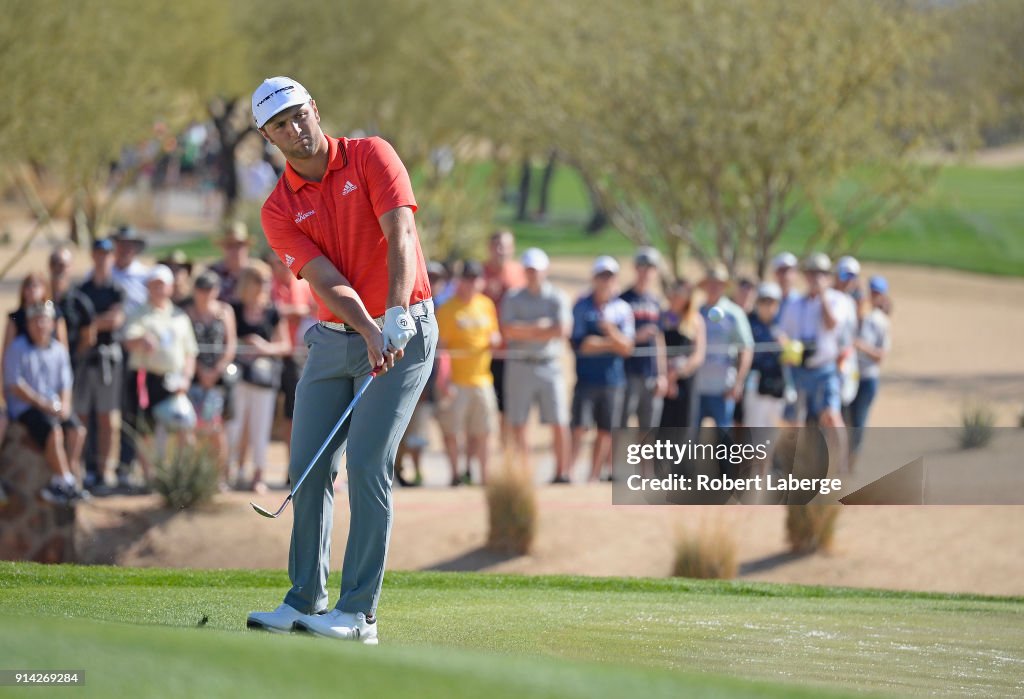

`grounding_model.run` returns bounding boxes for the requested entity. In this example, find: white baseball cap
[836,255,861,280]
[252,76,312,129]
[756,282,783,301]
[147,264,174,286]
[521,247,550,271]
[772,251,798,271]
[592,255,620,276]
